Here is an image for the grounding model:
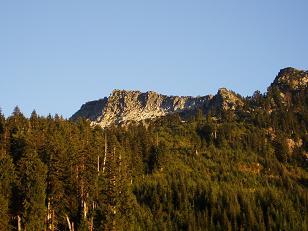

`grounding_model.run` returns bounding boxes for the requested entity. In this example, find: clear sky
[1,1,307,118]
